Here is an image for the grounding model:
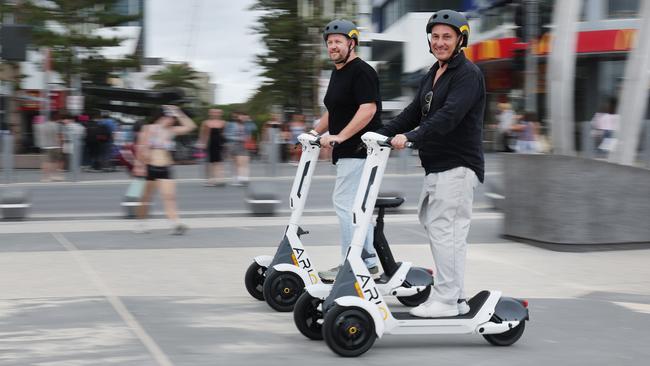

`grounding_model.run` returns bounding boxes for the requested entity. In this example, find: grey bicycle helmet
[322,19,359,45]
[426,9,470,55]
